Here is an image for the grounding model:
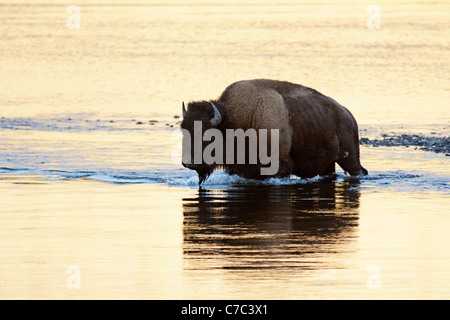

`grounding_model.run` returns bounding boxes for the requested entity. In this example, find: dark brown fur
[182,79,367,183]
